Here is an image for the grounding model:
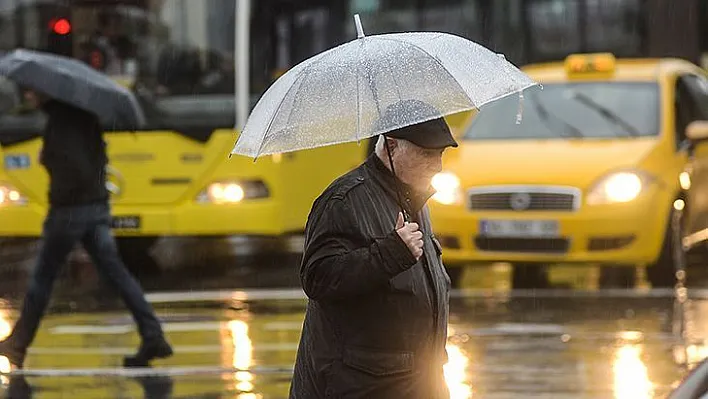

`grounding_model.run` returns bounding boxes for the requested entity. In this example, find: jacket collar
[364,154,435,216]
